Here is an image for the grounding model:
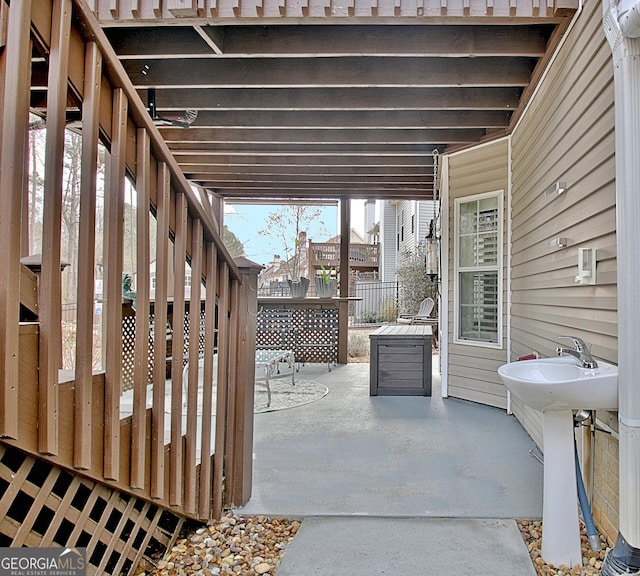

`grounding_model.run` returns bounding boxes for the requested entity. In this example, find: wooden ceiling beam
[211,189,435,200]
[183,109,512,128]
[105,24,552,58]
[161,127,486,143]
[187,174,434,184]
[181,165,434,175]
[169,142,444,153]
[139,87,523,110]
[174,154,436,166]
[122,56,535,88]
[206,183,431,191]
